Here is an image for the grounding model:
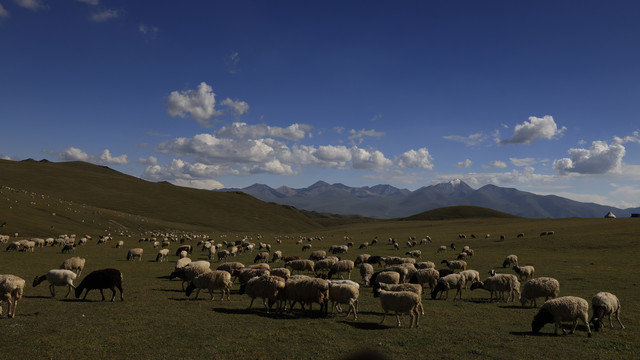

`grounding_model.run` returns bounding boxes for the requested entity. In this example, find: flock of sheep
[0,230,626,336]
